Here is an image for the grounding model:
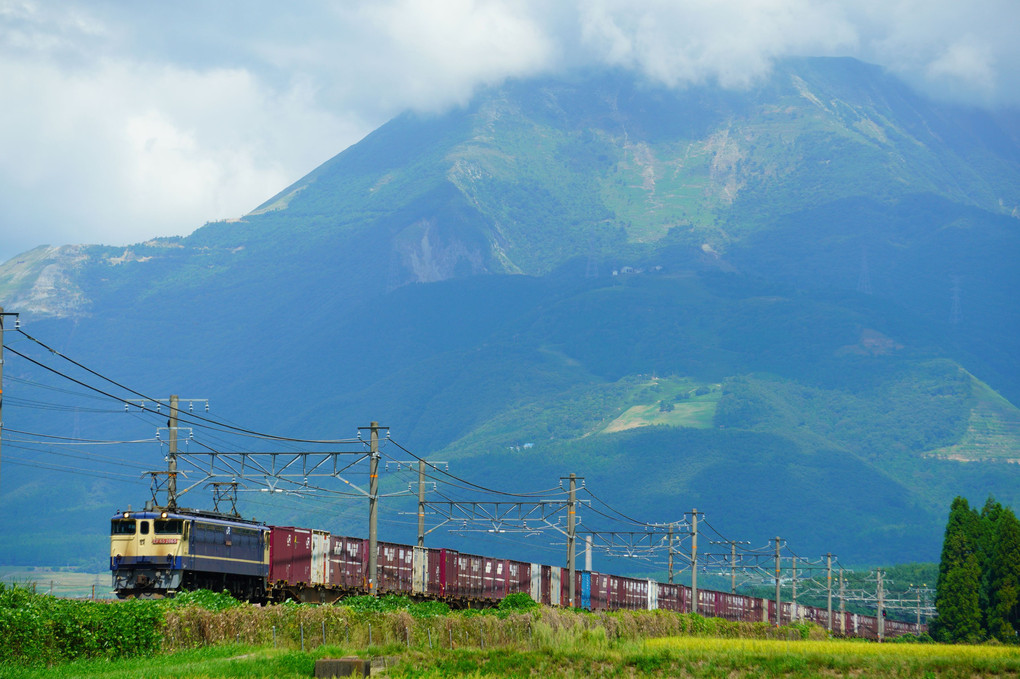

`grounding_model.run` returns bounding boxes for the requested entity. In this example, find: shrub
[499,592,540,613]
[0,582,162,664]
